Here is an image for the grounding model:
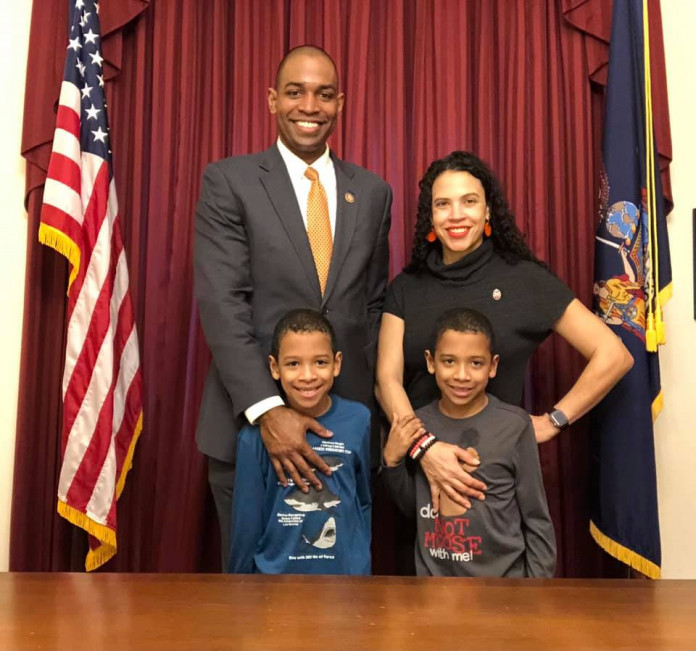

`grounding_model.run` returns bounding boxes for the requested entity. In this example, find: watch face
[550,410,568,429]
